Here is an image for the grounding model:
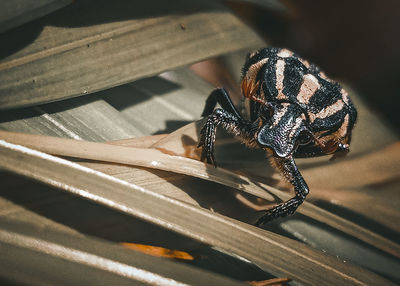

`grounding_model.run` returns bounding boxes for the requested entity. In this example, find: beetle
[197,47,357,225]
